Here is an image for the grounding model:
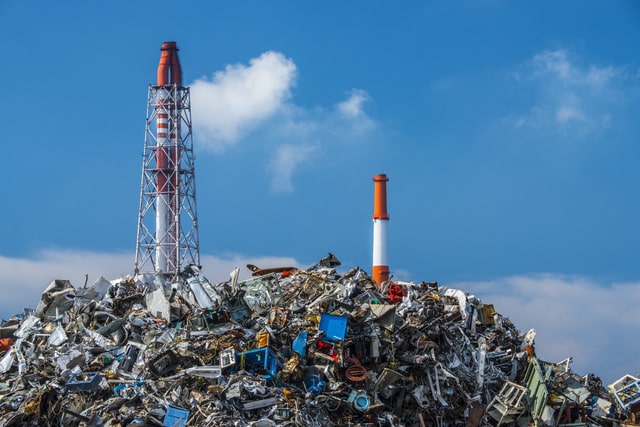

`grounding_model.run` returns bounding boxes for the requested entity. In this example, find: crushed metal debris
[0,254,637,426]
